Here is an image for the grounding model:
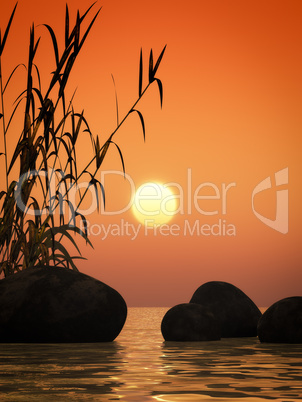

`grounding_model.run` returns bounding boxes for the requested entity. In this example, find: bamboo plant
[0,3,166,276]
